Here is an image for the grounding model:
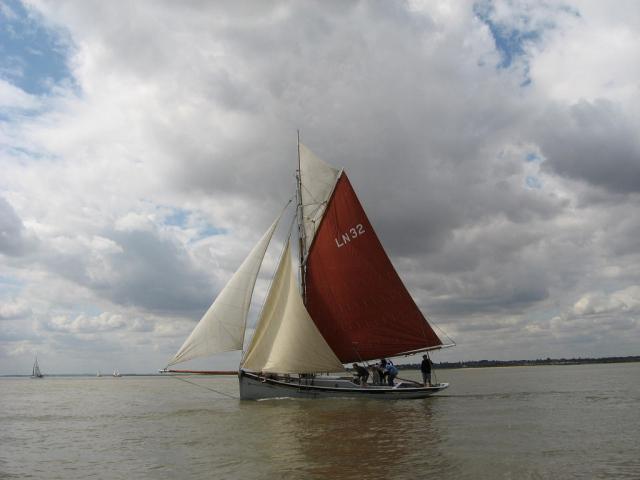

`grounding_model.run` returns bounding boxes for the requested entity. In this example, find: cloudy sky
[1,0,639,374]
